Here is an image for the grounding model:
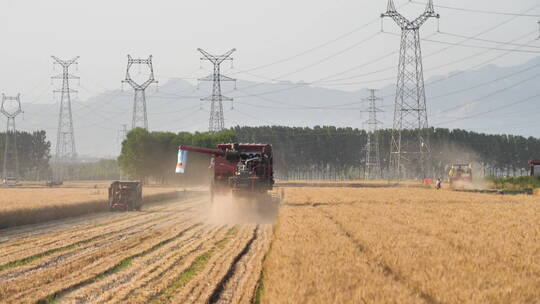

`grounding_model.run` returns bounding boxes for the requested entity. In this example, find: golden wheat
[261,187,540,304]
